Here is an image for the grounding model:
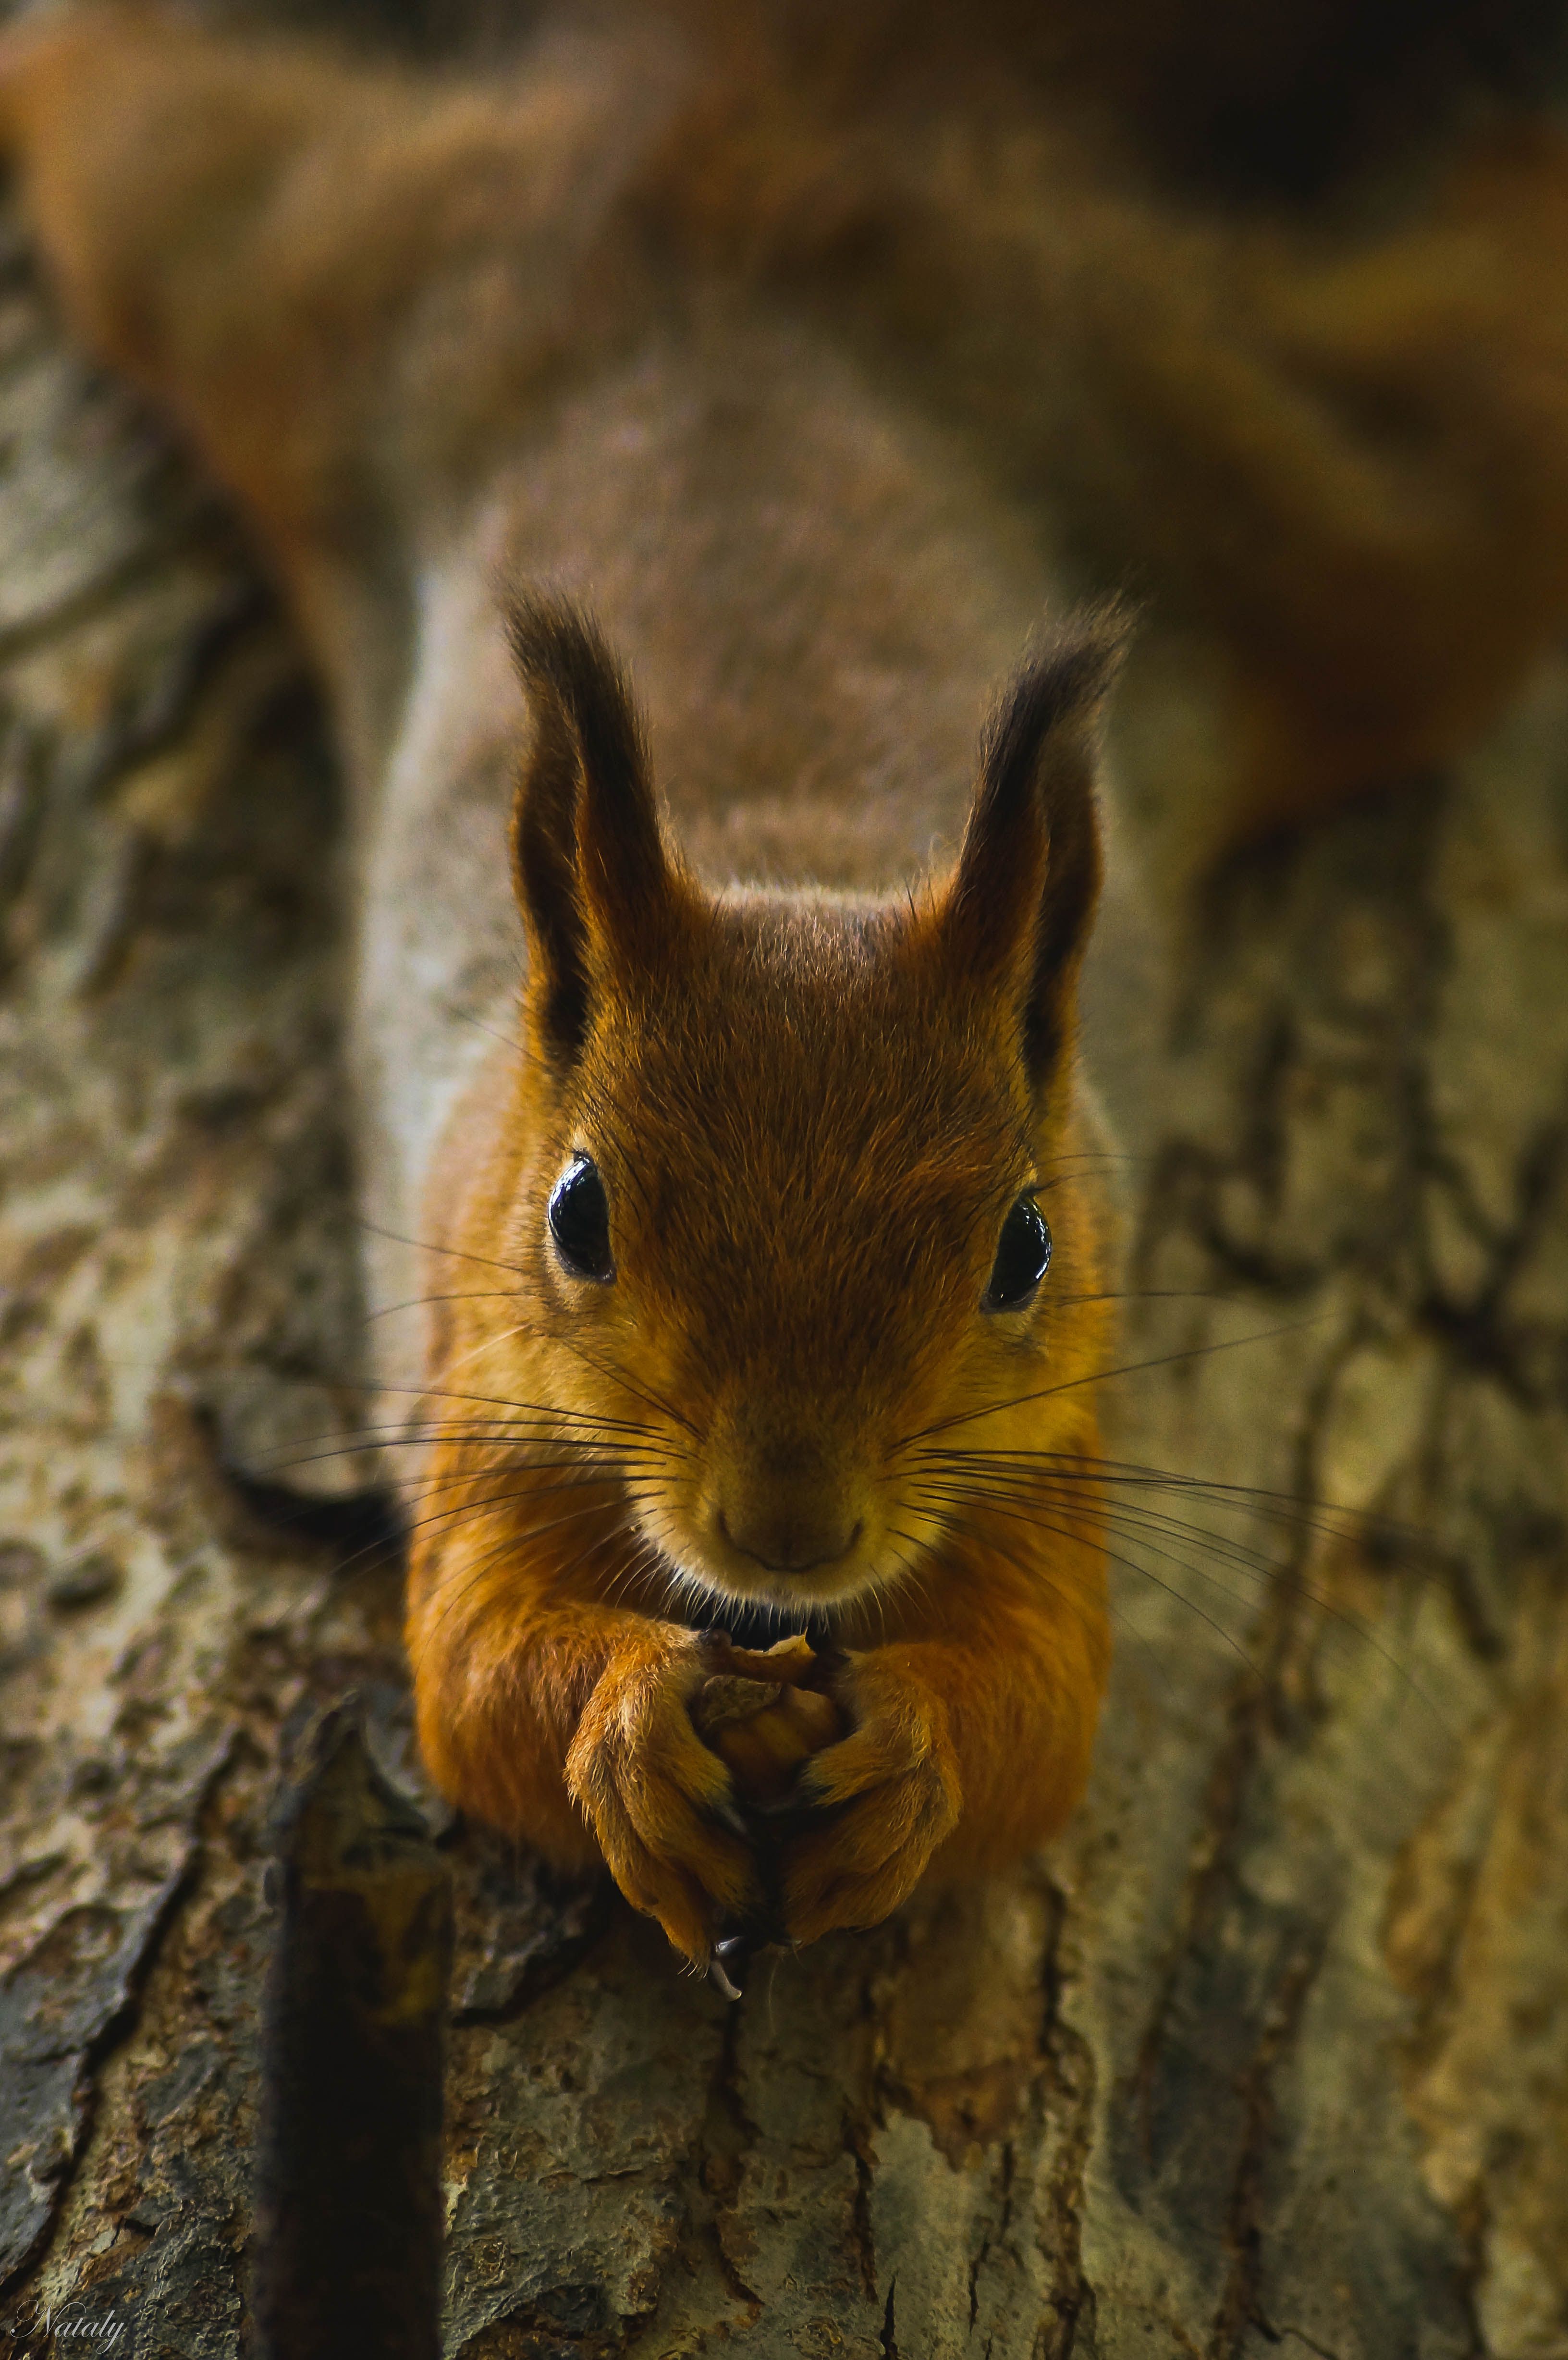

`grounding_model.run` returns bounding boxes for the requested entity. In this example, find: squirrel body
[7,5,1568,1964]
